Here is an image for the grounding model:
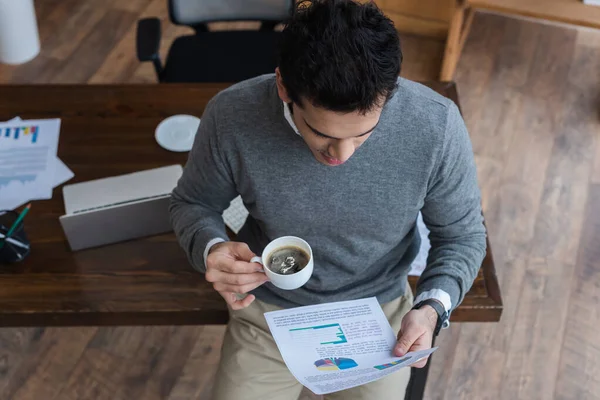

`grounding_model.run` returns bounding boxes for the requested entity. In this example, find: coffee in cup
[251,236,313,290]
[266,246,310,275]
